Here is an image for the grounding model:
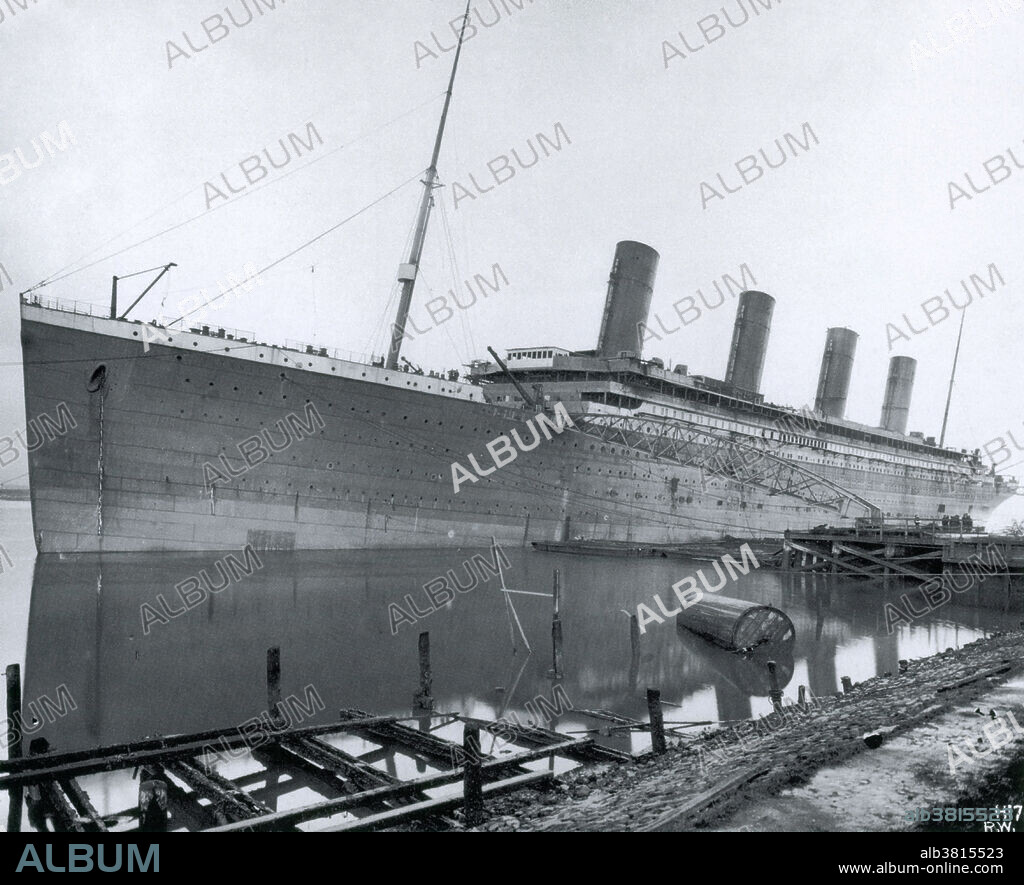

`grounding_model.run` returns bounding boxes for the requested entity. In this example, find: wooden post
[798,685,807,707]
[841,676,853,694]
[414,631,434,713]
[462,725,483,827]
[266,647,283,725]
[6,664,23,833]
[5,665,22,760]
[767,661,783,711]
[629,614,641,690]
[138,779,169,832]
[647,688,667,755]
[550,570,563,679]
